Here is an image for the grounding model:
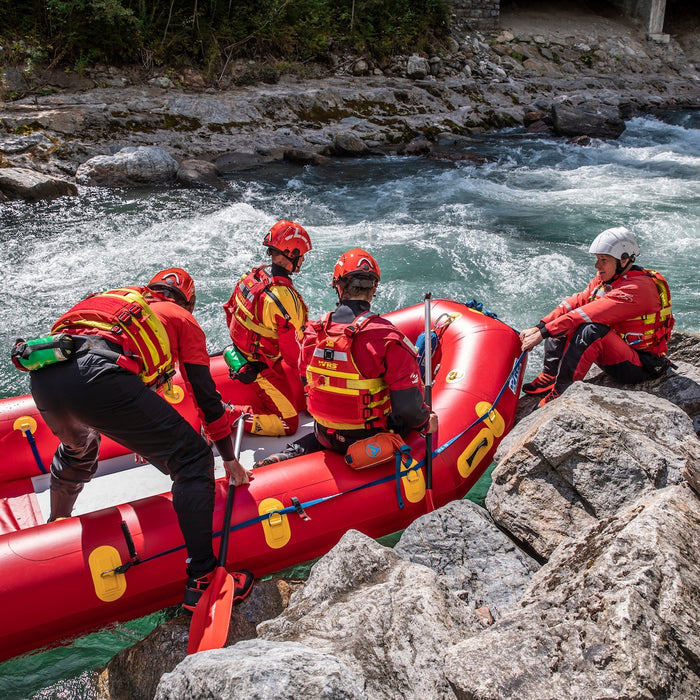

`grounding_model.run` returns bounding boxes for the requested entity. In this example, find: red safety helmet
[264,220,312,258]
[332,248,381,289]
[148,267,196,309]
